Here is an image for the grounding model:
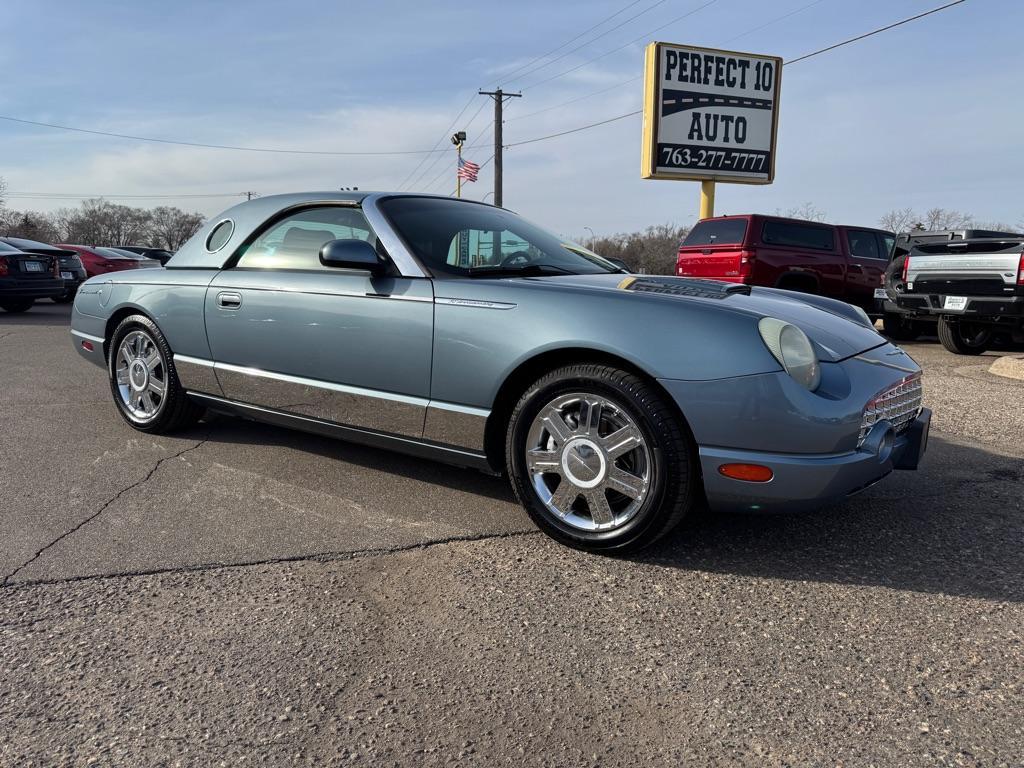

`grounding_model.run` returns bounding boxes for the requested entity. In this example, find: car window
[762,221,834,251]
[879,233,896,259]
[378,197,618,277]
[846,229,881,260]
[236,206,377,270]
[681,219,747,246]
